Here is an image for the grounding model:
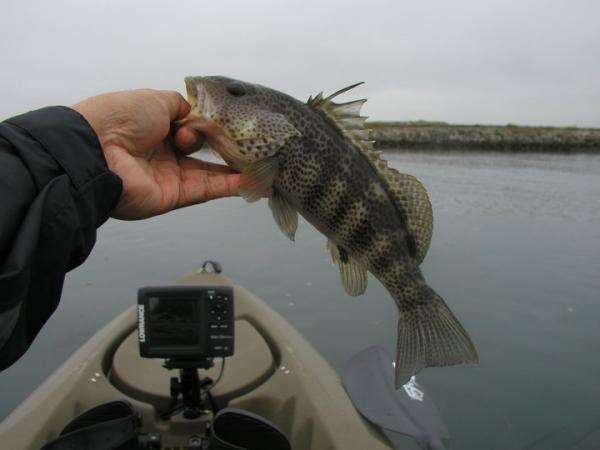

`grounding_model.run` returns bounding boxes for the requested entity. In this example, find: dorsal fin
[384,169,433,264]
[307,82,365,107]
[308,83,434,264]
